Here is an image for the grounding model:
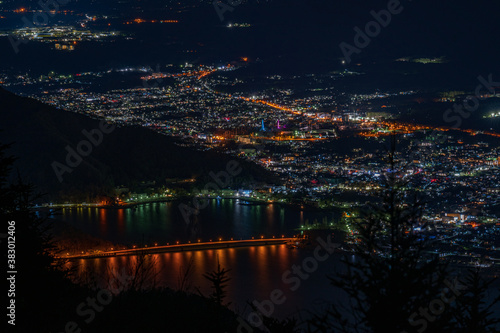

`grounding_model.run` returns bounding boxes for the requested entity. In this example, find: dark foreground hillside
[0,87,275,201]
